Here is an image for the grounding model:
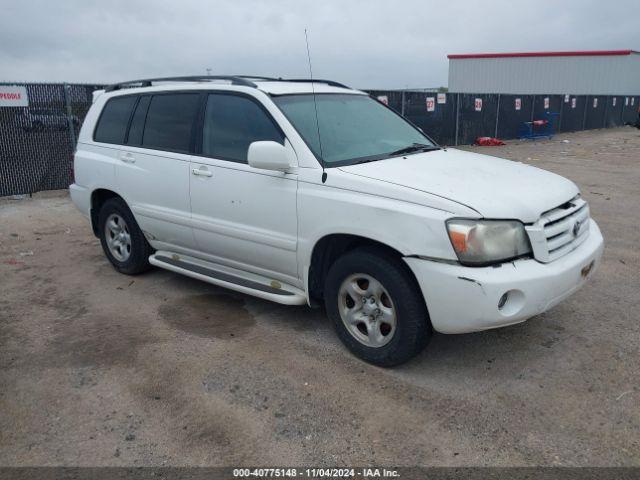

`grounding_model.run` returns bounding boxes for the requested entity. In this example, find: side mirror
[247,141,293,172]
